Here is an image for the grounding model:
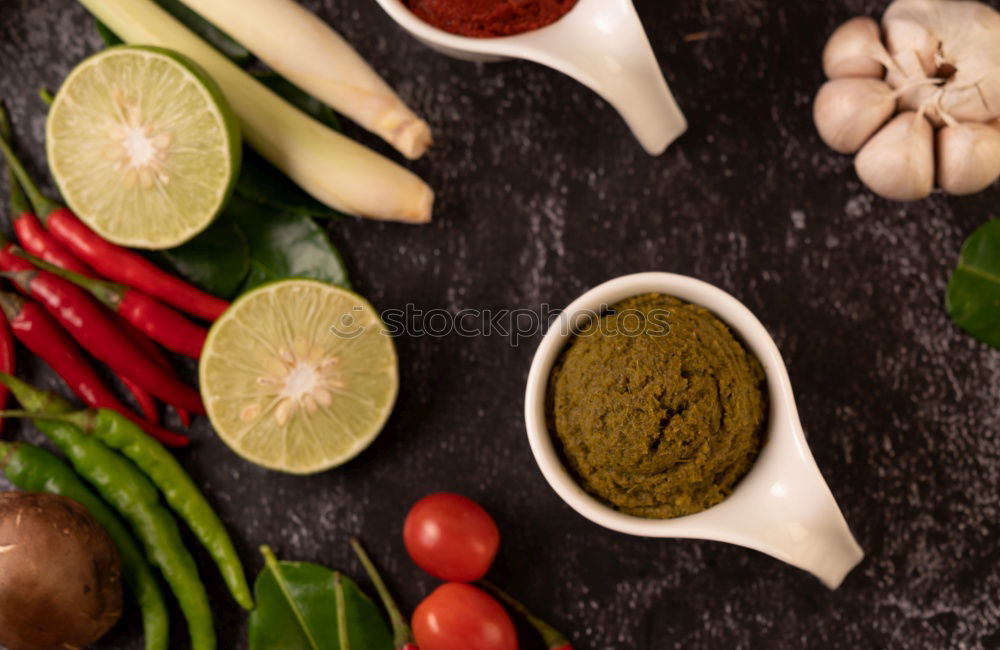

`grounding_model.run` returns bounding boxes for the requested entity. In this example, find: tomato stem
[350,537,417,650]
[479,580,572,650]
